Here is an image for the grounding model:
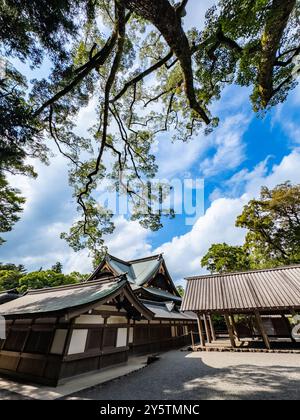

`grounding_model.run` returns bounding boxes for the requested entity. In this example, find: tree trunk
[259,0,296,107]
